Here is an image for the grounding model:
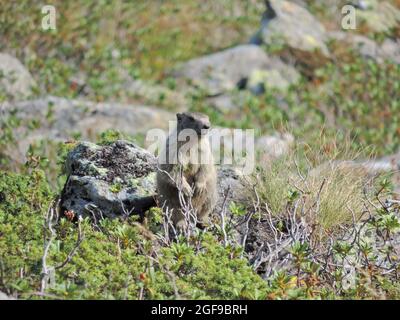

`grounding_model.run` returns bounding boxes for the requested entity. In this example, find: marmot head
[176,112,211,137]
